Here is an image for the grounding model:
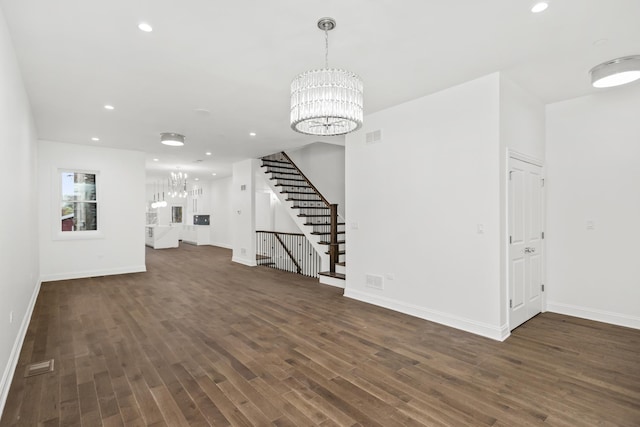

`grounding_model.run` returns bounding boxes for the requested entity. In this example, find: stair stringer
[259,173,331,273]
